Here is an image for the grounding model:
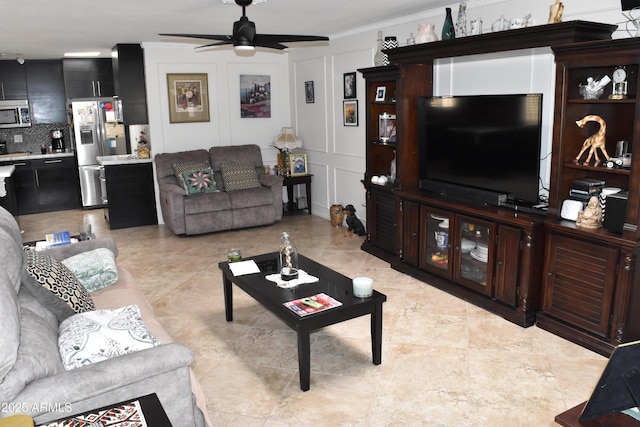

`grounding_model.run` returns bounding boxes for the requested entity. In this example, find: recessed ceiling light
[64,52,101,57]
